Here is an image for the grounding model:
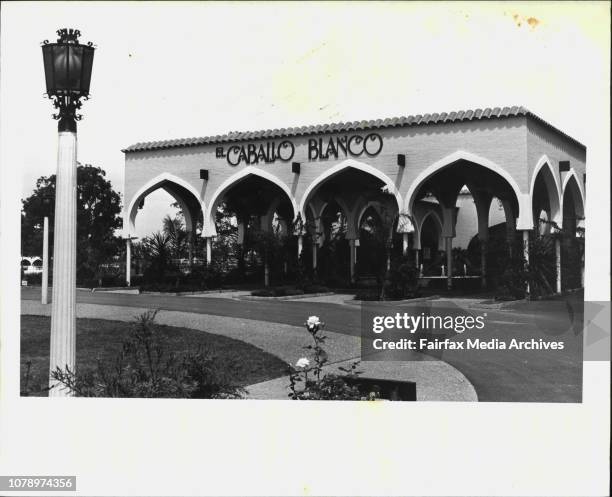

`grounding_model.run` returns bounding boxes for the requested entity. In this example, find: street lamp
[42,28,95,396]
